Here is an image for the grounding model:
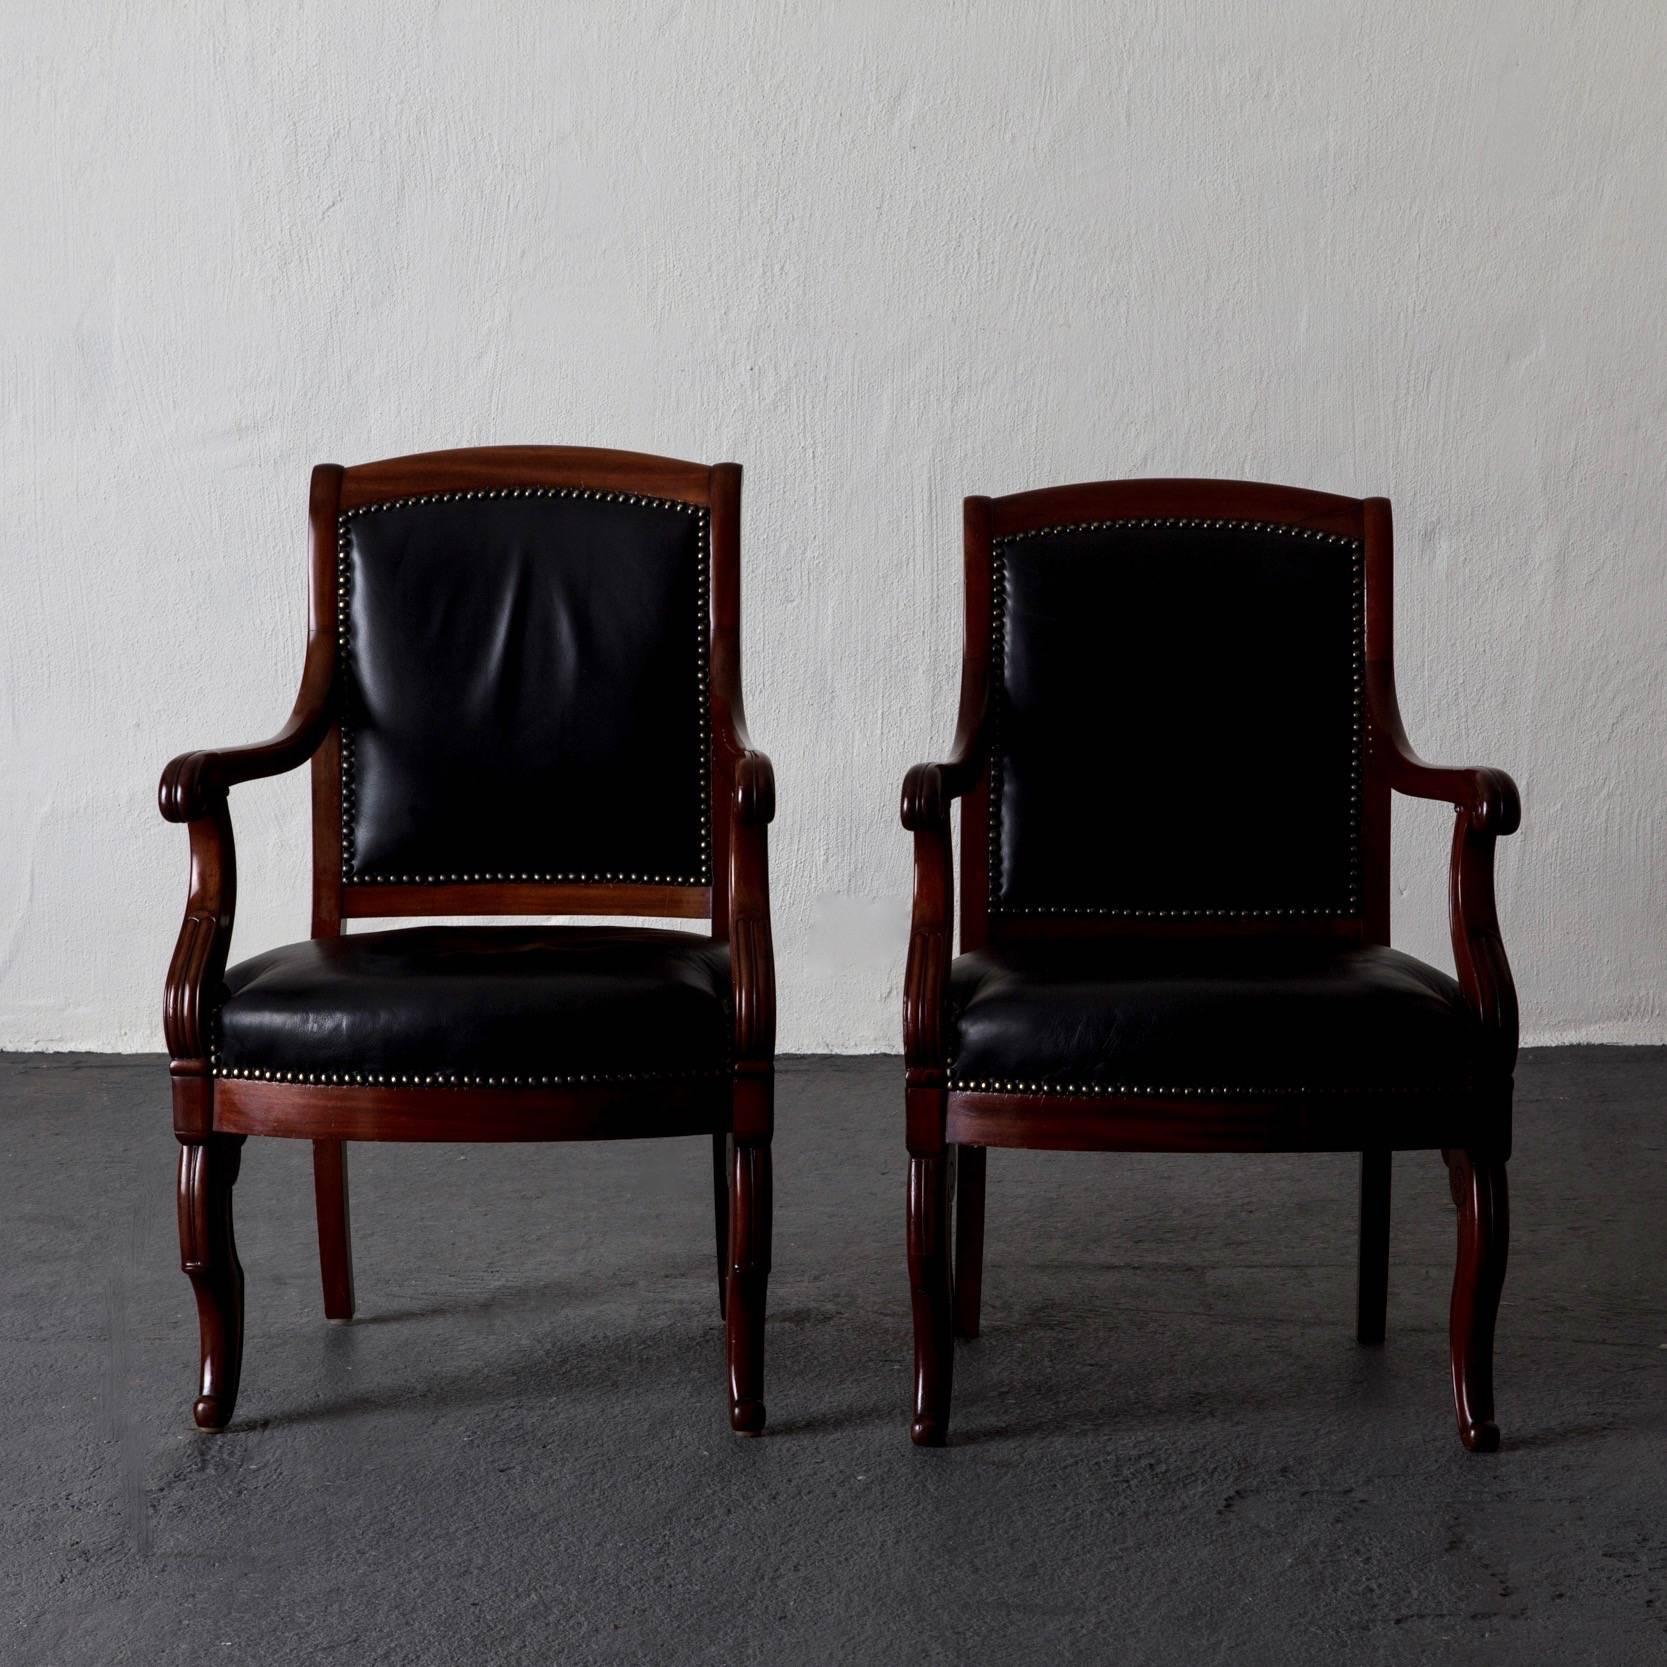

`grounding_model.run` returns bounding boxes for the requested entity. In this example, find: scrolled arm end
[901,762,948,832]
[159,751,225,824]
[1398,761,1521,836]
[1468,767,1521,837]
[734,750,775,826]
[158,705,332,825]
